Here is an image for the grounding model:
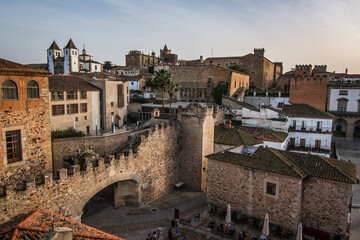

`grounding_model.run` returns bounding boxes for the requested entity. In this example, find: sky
[1,0,360,73]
